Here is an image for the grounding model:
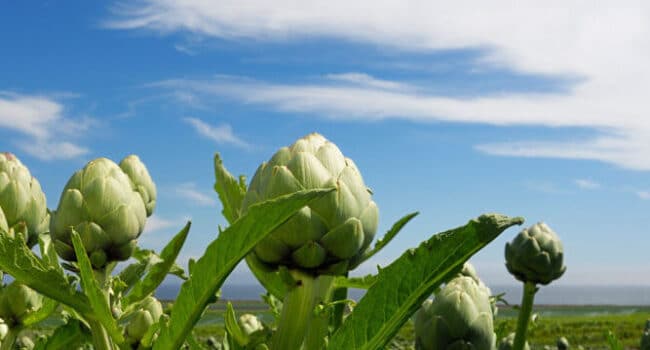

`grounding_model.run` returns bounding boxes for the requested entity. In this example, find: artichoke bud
[455,262,498,318]
[0,282,43,326]
[242,133,379,274]
[51,156,155,268]
[15,336,35,350]
[498,333,530,350]
[238,314,264,336]
[557,336,570,350]
[505,222,566,285]
[125,296,163,345]
[415,276,496,350]
[0,153,50,247]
